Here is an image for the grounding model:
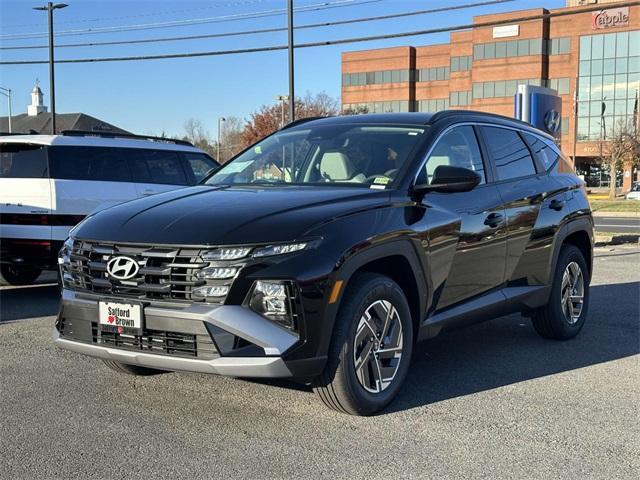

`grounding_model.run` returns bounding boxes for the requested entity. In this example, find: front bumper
[54,289,300,378]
